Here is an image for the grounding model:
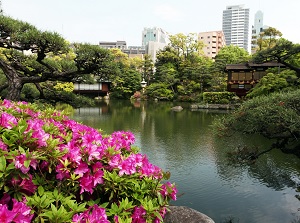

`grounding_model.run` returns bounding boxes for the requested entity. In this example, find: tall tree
[168,33,204,59]
[256,27,282,51]
[0,15,115,102]
[214,45,250,67]
[253,39,300,77]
